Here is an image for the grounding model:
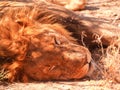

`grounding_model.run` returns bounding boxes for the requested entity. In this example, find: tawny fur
[0,2,92,82]
[1,1,119,82]
[1,1,119,48]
